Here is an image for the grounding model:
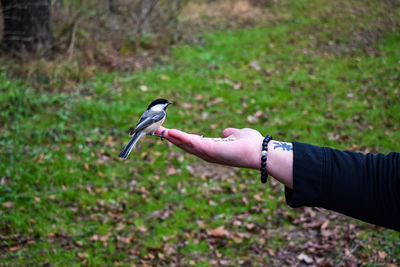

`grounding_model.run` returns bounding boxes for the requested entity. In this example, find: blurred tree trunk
[108,0,117,13]
[1,0,53,53]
